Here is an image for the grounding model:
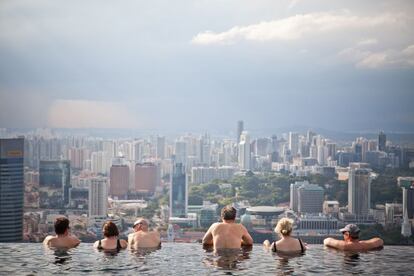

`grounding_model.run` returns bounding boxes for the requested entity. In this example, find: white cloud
[356,38,378,47]
[191,11,401,45]
[47,100,139,128]
[339,44,414,69]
